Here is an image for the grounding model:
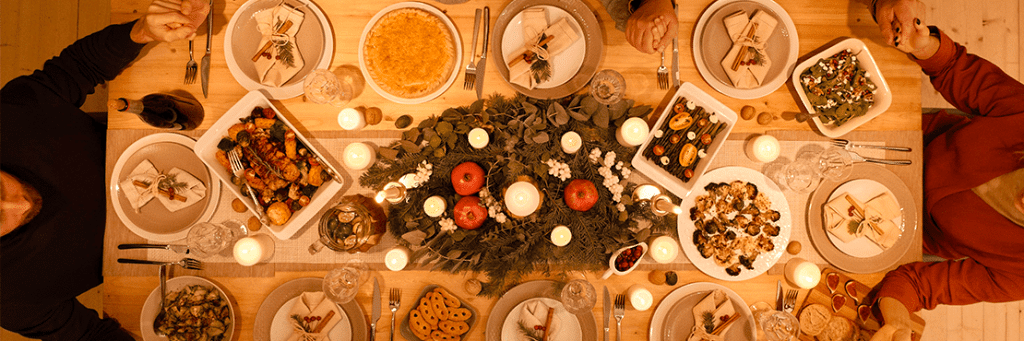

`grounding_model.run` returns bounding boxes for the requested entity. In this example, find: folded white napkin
[688,290,735,341]
[825,193,863,243]
[518,299,561,341]
[507,9,581,89]
[254,4,305,87]
[287,292,341,341]
[120,161,207,212]
[721,10,777,89]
